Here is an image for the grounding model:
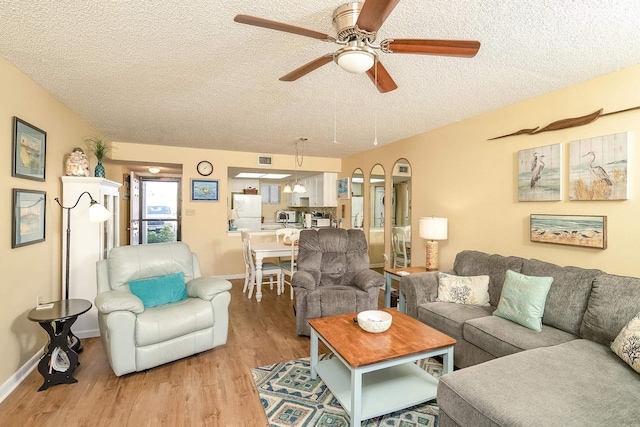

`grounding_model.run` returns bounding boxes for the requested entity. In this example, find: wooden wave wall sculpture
[489,105,640,140]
